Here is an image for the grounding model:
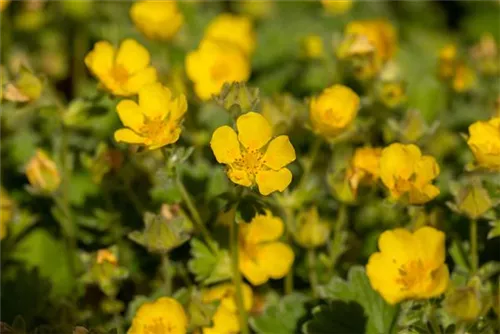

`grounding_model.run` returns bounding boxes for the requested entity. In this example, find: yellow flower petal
[256,168,292,196]
[380,143,421,188]
[378,228,417,265]
[114,128,146,144]
[125,66,158,95]
[366,252,403,305]
[128,297,188,334]
[409,184,440,204]
[210,126,241,164]
[241,212,284,244]
[239,251,269,286]
[236,112,272,150]
[227,168,252,187]
[116,39,151,74]
[413,227,446,270]
[255,242,294,280]
[170,94,188,123]
[203,306,239,334]
[422,265,449,298]
[138,82,172,119]
[84,41,115,76]
[263,135,296,170]
[415,156,440,187]
[116,100,144,132]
